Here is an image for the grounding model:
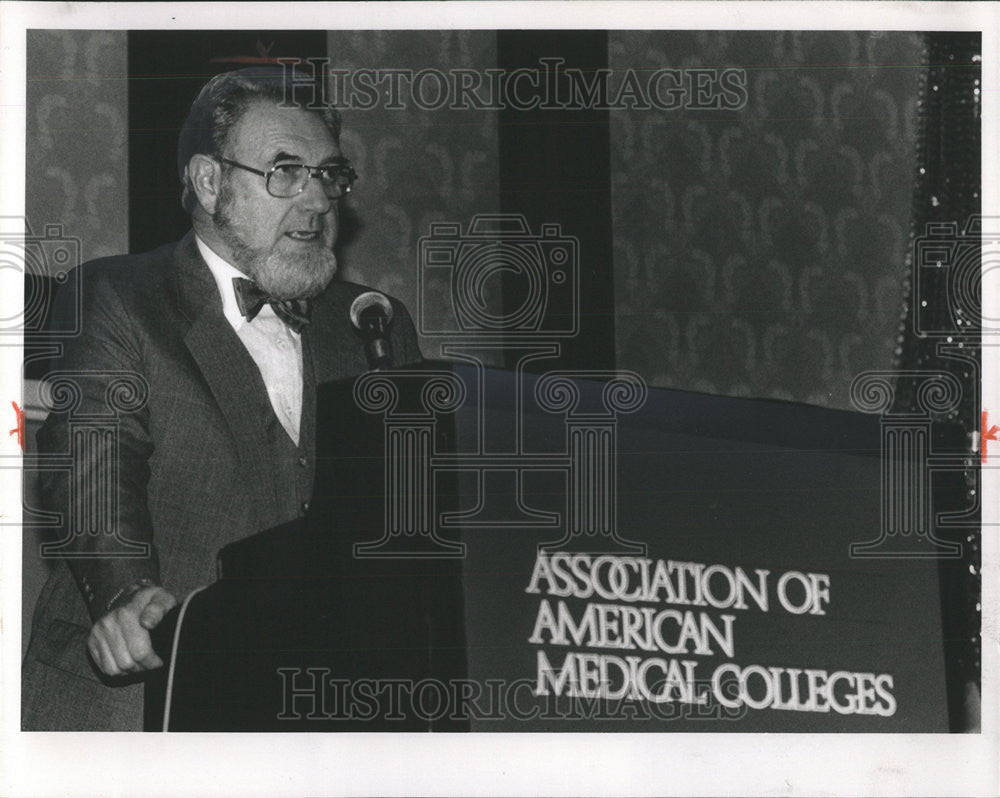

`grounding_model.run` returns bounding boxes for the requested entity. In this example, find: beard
[213,180,338,300]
